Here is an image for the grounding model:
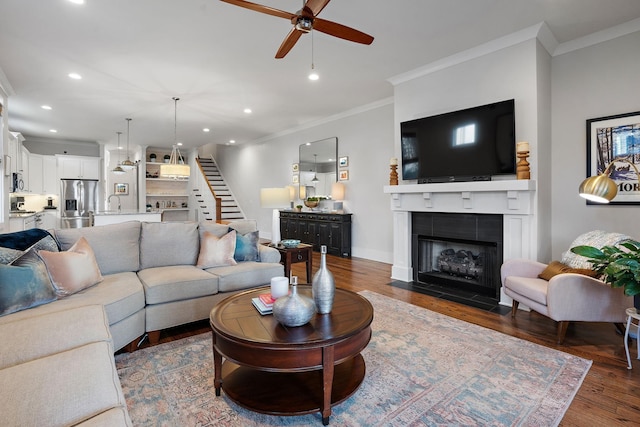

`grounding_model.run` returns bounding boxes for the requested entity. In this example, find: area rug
[115,291,592,426]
